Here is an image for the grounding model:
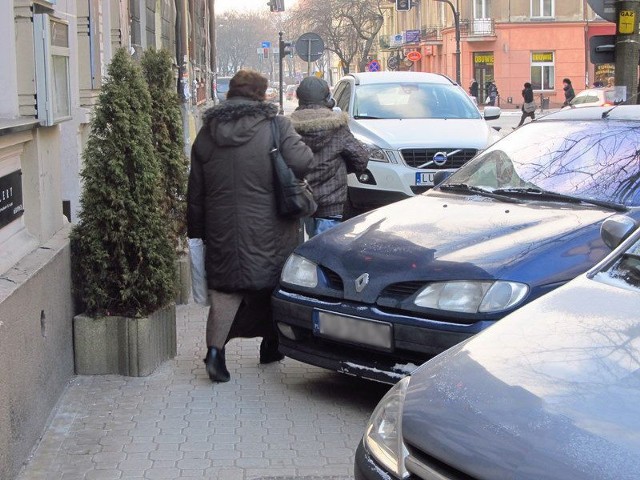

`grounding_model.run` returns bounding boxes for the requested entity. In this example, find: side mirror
[483,106,501,120]
[433,170,453,187]
[600,215,639,250]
